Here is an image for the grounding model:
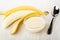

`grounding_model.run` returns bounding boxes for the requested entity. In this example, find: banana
[10,19,22,34]
[10,17,24,34]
